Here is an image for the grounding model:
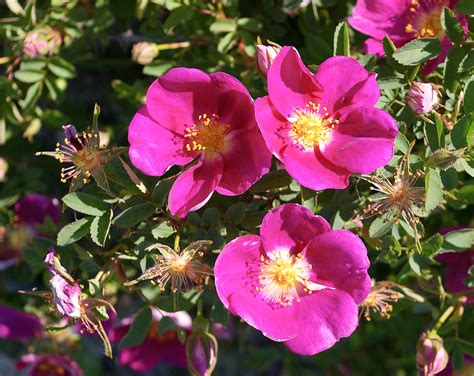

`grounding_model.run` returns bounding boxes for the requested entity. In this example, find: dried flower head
[360,280,403,321]
[125,240,213,293]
